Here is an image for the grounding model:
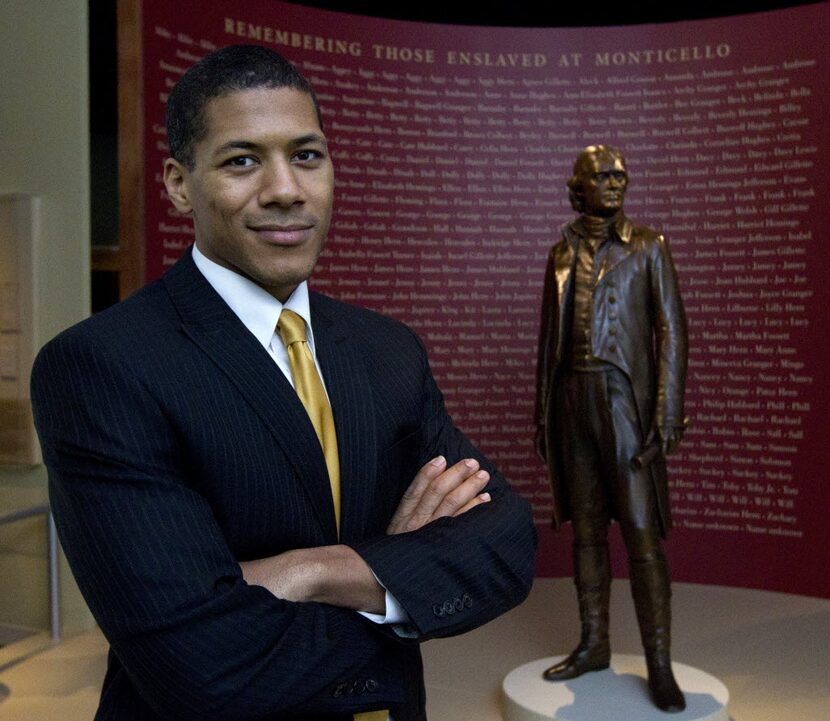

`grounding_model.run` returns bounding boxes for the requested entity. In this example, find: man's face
[164,86,334,302]
[579,154,628,217]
